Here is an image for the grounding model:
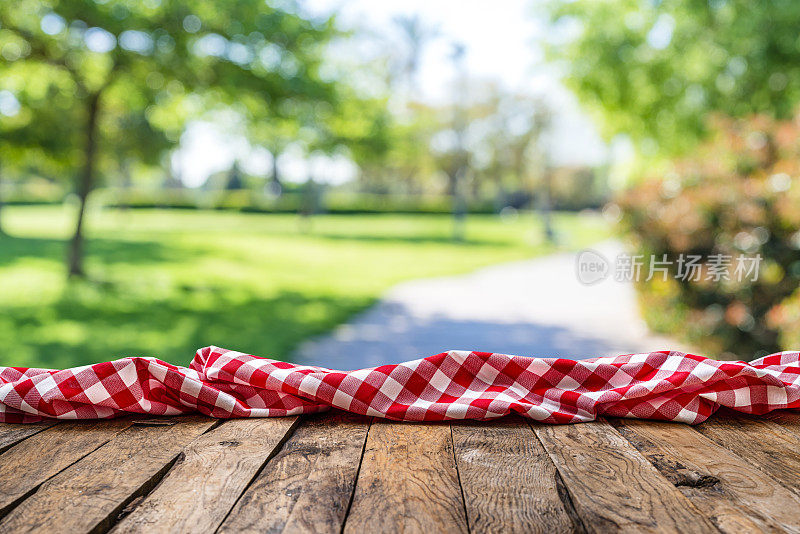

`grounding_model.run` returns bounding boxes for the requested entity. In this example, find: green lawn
[0,205,609,368]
